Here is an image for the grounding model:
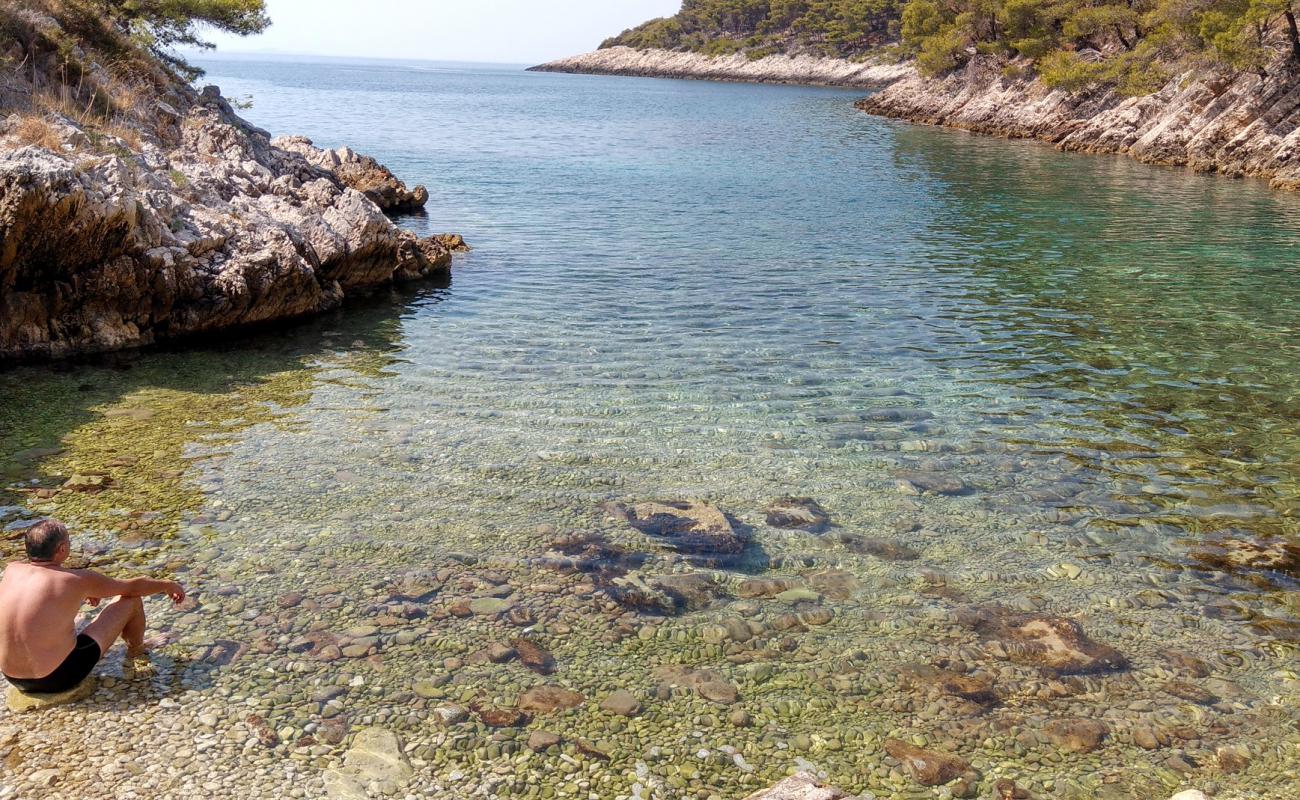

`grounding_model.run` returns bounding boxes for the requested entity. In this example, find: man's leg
[83,596,146,655]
